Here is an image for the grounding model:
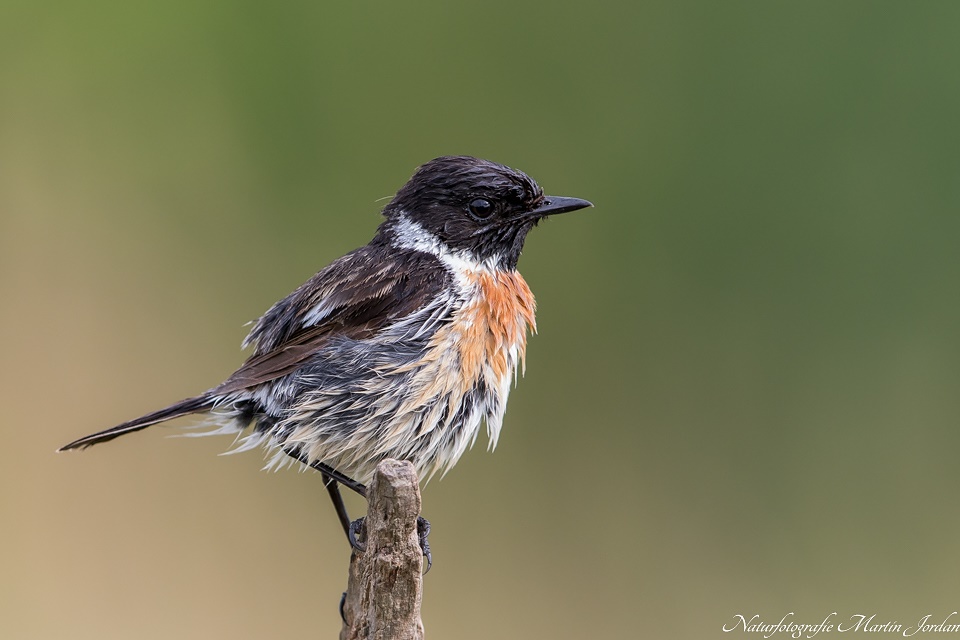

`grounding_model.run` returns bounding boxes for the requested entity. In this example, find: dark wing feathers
[60,243,449,452]
[217,244,448,395]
